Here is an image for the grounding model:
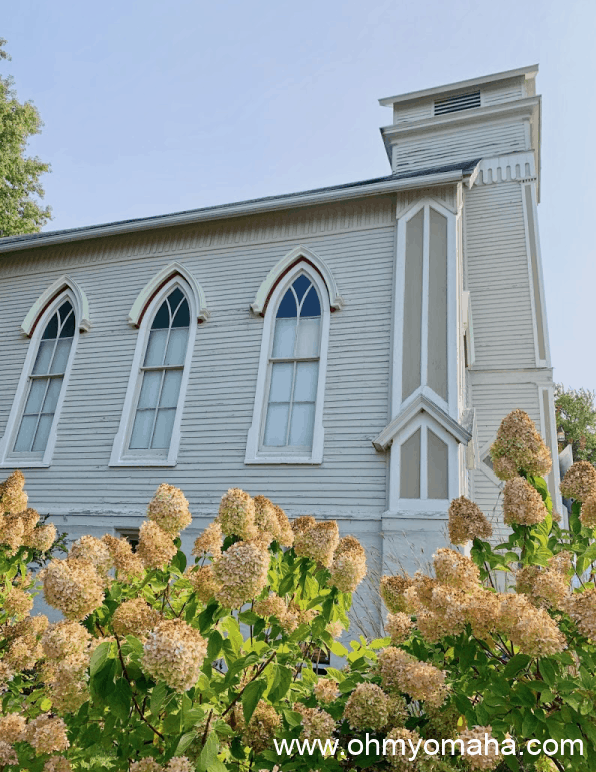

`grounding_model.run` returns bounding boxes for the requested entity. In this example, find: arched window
[0,287,83,467]
[263,274,322,449]
[110,271,204,466]
[246,252,338,465]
